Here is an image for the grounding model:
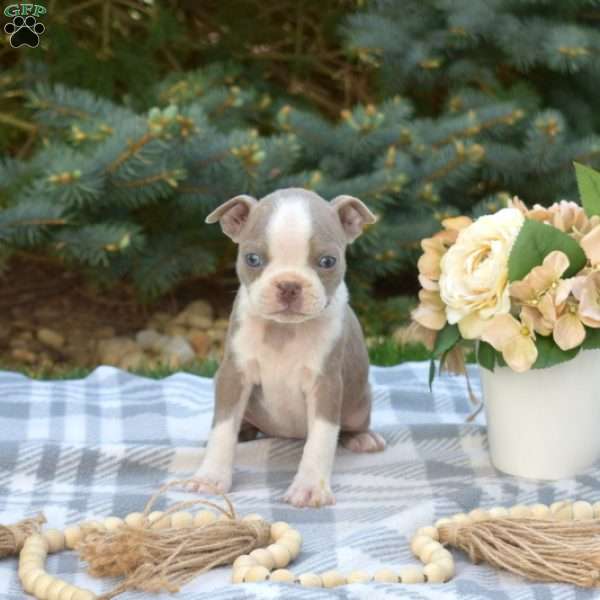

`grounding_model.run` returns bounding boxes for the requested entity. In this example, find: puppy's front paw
[284,476,335,508]
[186,467,232,494]
[340,430,386,453]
